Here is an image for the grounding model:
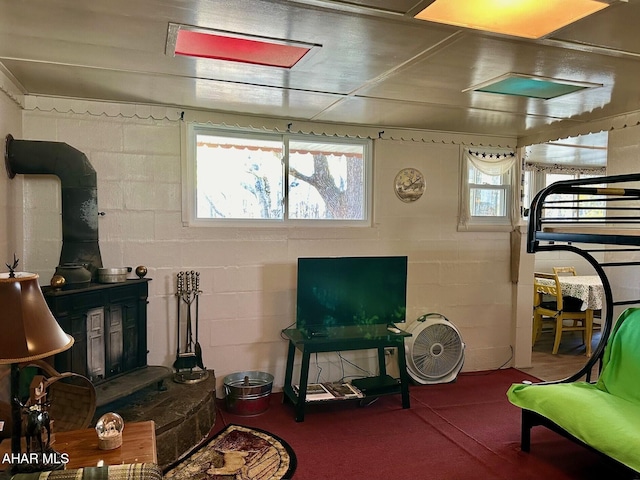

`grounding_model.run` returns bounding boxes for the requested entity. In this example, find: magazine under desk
[281,324,412,422]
